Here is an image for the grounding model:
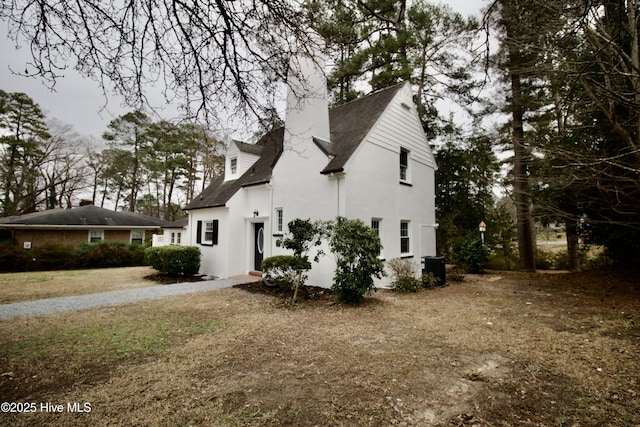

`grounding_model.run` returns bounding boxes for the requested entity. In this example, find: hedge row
[0,242,147,272]
[144,246,201,276]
